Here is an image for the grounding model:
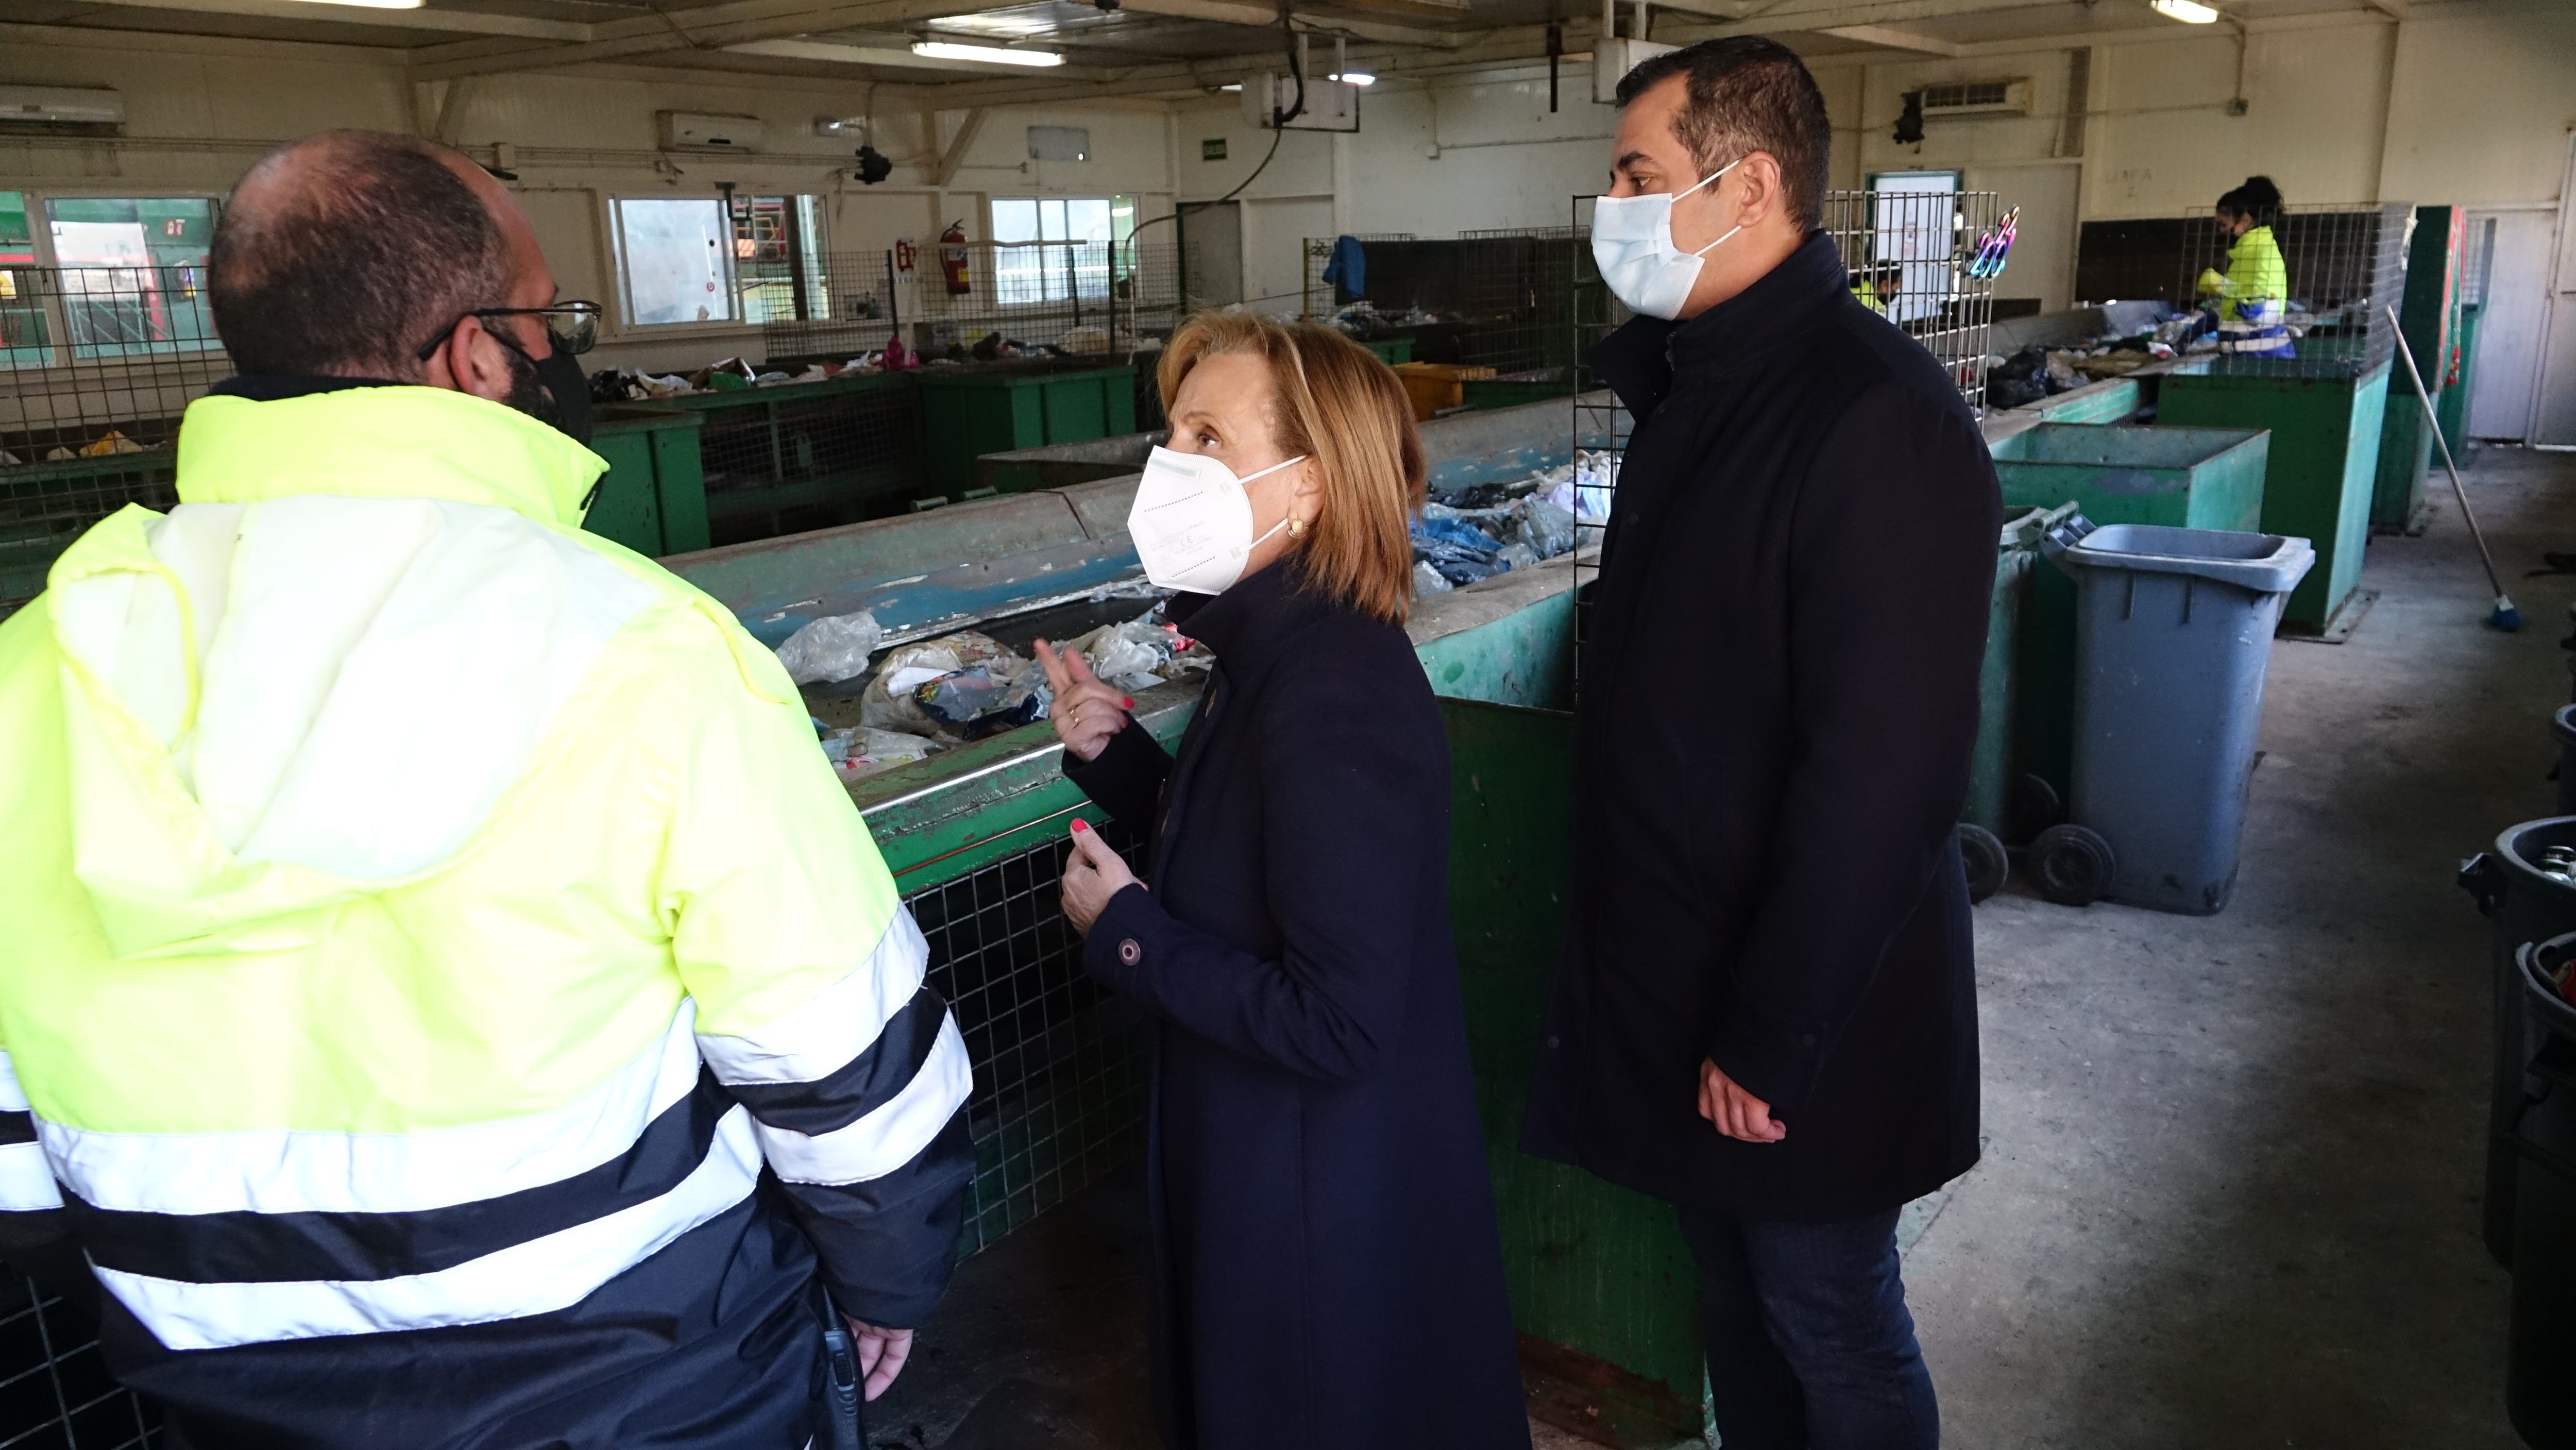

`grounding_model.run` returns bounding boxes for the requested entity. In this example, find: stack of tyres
[2029,517,2313,915]
[2460,820,2576,1267]
[2556,706,2576,818]
[2509,933,2576,1445]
